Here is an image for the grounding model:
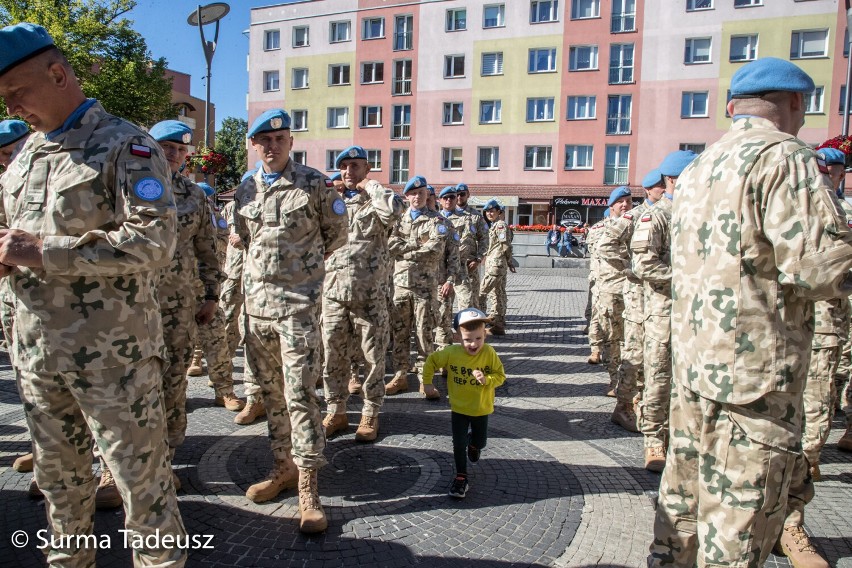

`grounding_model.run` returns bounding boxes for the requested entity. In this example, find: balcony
[611,14,636,33]
[608,67,634,85]
[391,124,411,140]
[606,115,631,135]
